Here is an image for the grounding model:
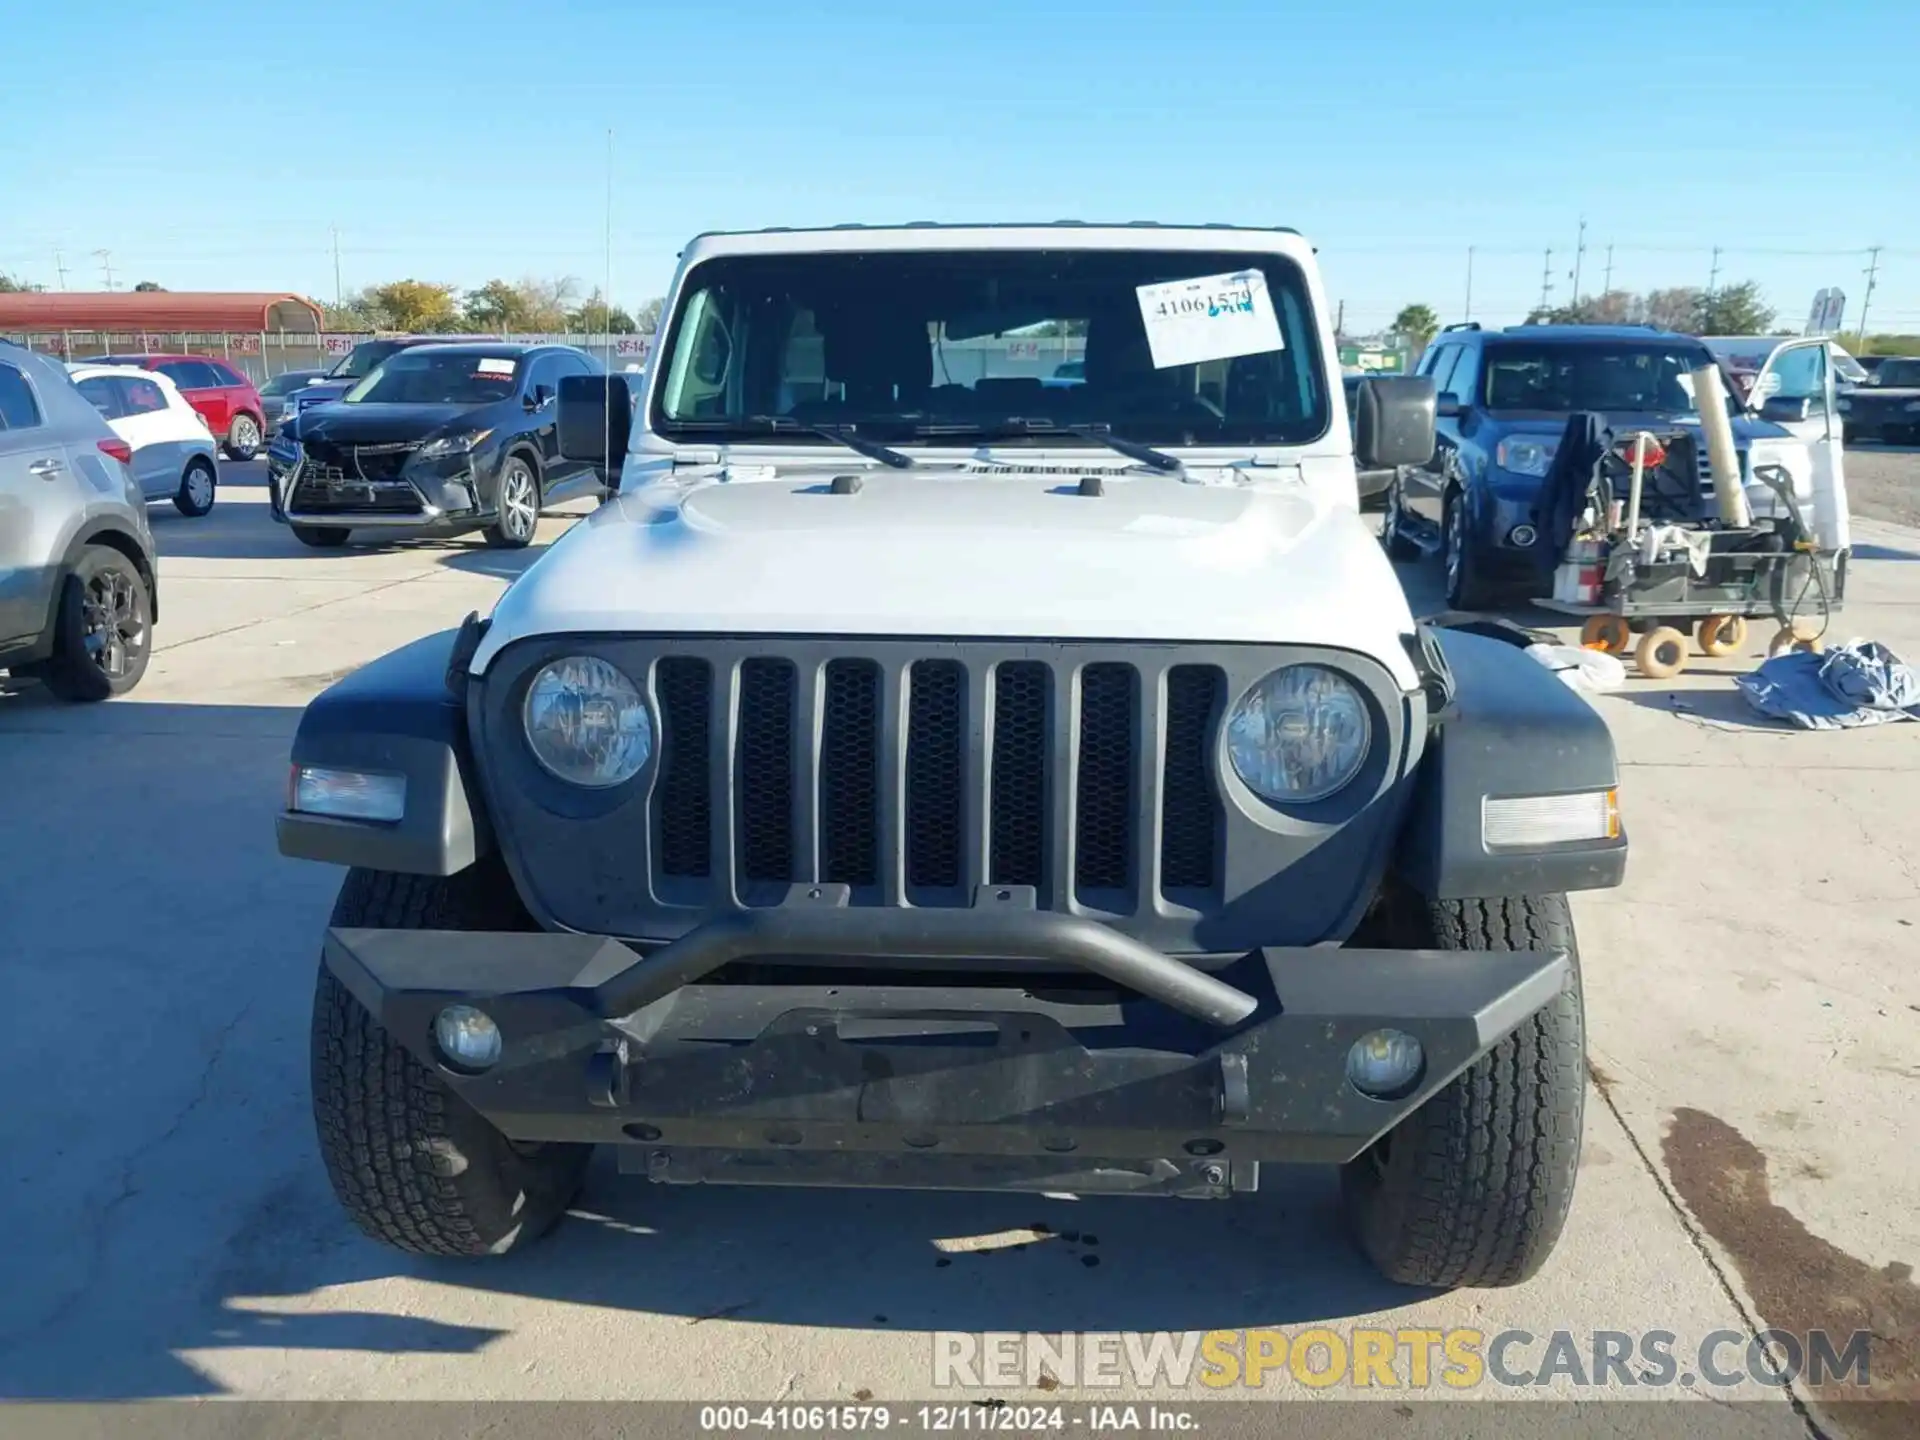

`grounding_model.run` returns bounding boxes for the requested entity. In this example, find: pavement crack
[1586,1061,1838,1440]
[0,1000,254,1352]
